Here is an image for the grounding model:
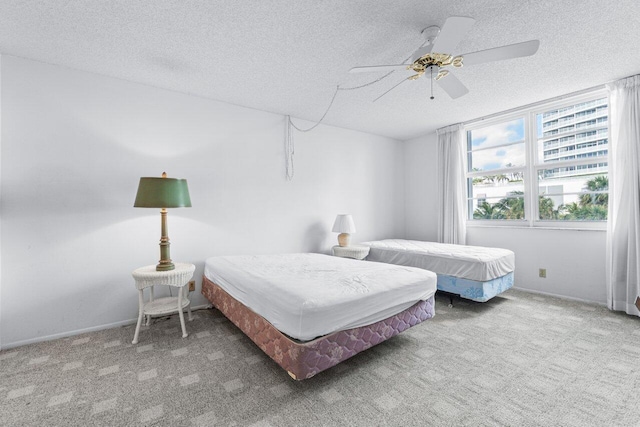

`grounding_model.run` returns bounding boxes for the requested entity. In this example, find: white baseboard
[512,286,606,306]
[1,304,212,351]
